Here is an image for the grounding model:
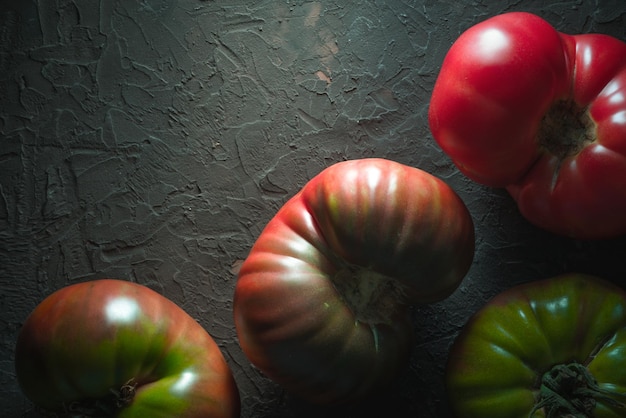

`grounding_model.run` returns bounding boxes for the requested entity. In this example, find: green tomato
[447,274,626,417]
